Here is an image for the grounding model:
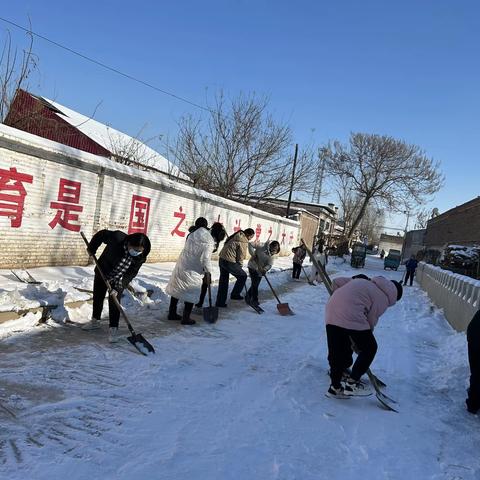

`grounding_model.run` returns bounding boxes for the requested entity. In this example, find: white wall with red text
[0,124,300,268]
